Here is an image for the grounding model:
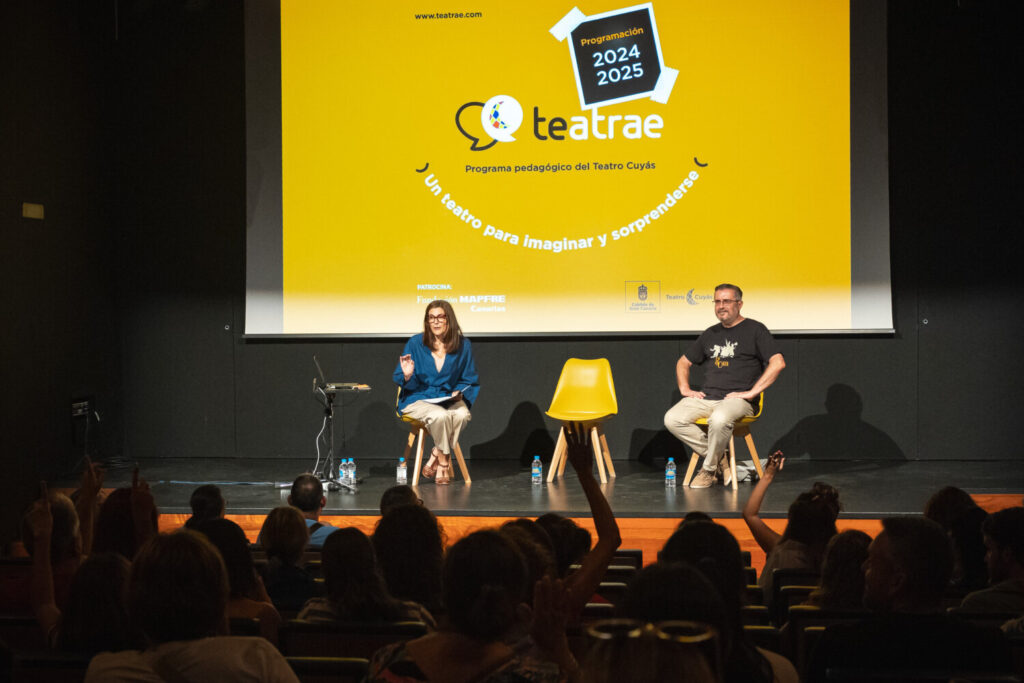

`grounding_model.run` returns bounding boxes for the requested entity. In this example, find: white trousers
[663,397,754,473]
